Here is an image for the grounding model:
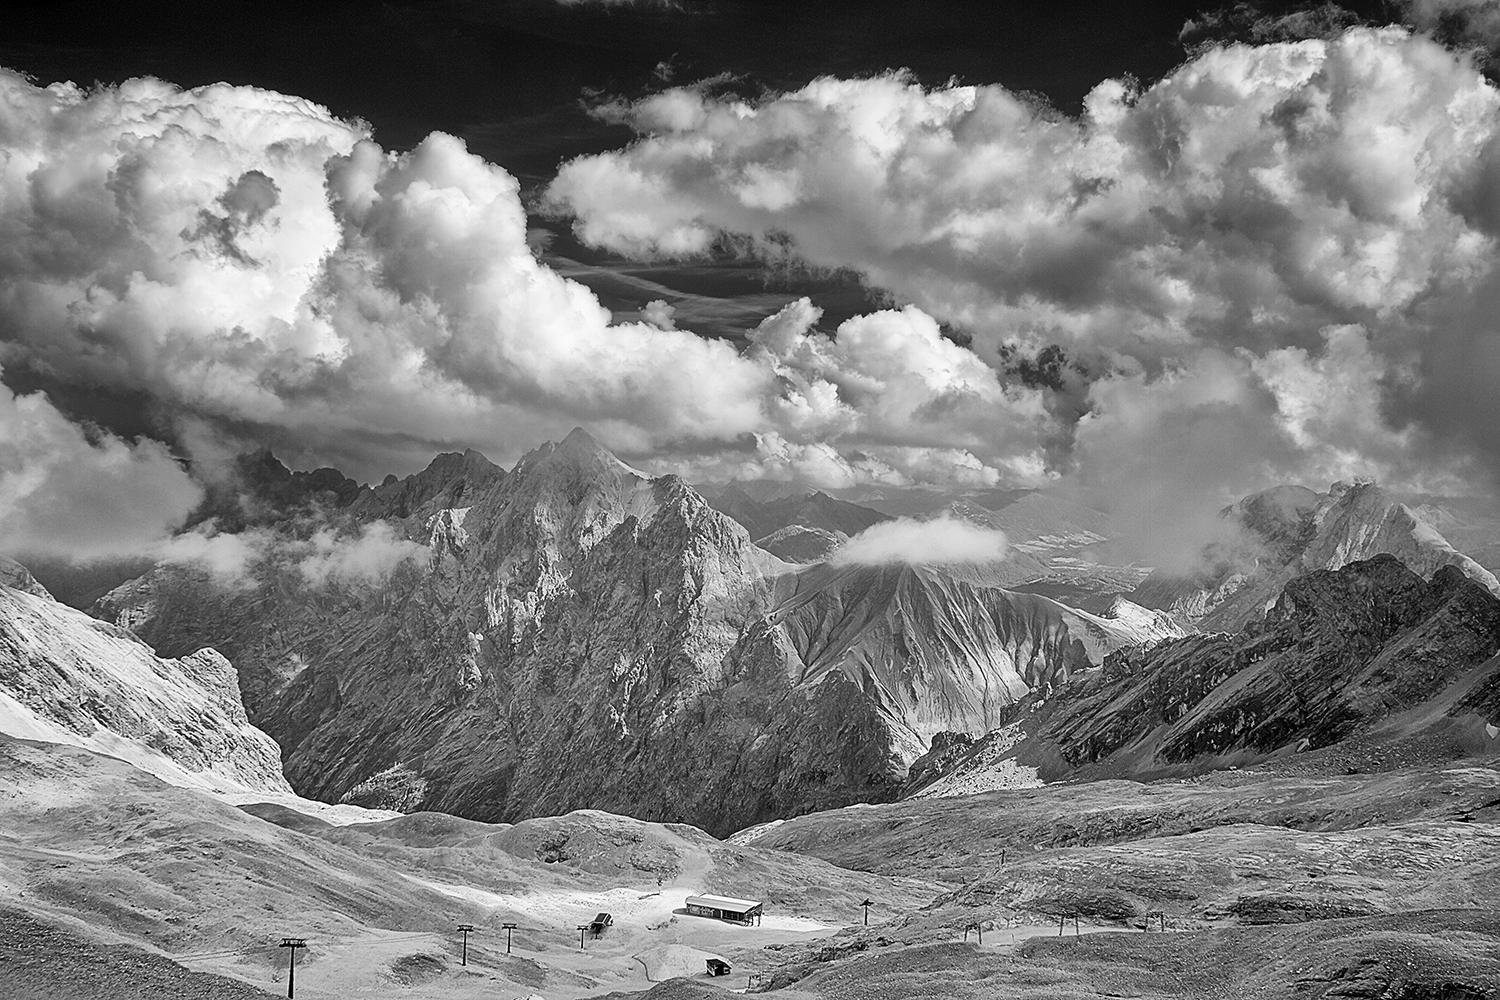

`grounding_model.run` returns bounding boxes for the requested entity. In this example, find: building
[705,958,732,977]
[683,894,763,925]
